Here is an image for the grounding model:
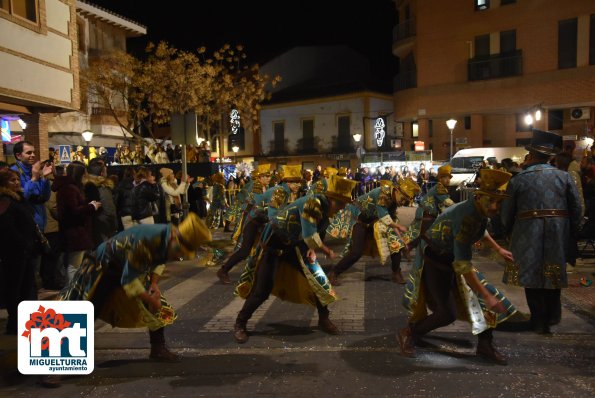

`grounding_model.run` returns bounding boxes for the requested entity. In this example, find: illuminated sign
[374,117,385,147]
[230,109,241,134]
[414,141,425,151]
[1,119,11,142]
